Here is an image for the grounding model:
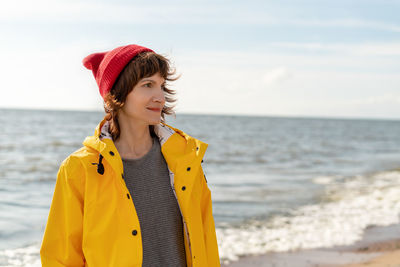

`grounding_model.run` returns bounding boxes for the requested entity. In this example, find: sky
[1,0,399,119]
